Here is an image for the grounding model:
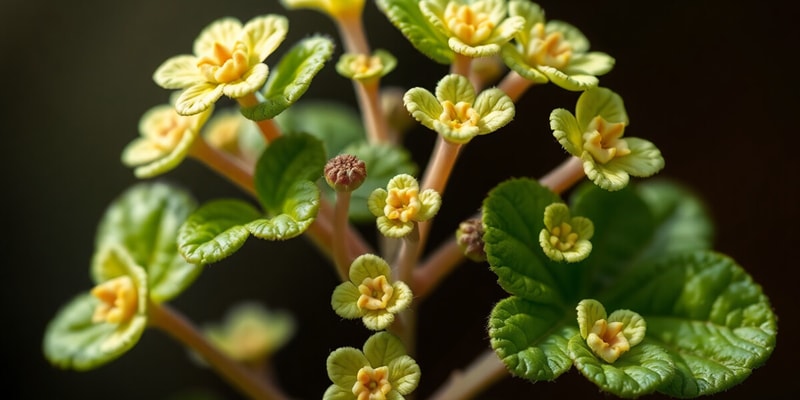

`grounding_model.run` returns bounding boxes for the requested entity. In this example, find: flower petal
[331,282,364,319]
[368,189,389,217]
[404,87,443,131]
[608,309,647,347]
[474,88,514,135]
[221,63,269,98]
[386,281,413,313]
[153,55,205,89]
[581,152,630,191]
[607,137,665,178]
[500,44,550,83]
[377,216,414,238]
[550,108,582,156]
[175,83,224,115]
[435,74,476,104]
[448,38,501,57]
[242,14,289,62]
[576,87,629,129]
[388,355,421,395]
[362,310,394,330]
[349,254,392,285]
[564,52,615,76]
[538,65,599,92]
[121,138,168,167]
[546,20,589,53]
[577,299,607,339]
[194,17,243,56]
[415,189,441,221]
[327,346,370,388]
